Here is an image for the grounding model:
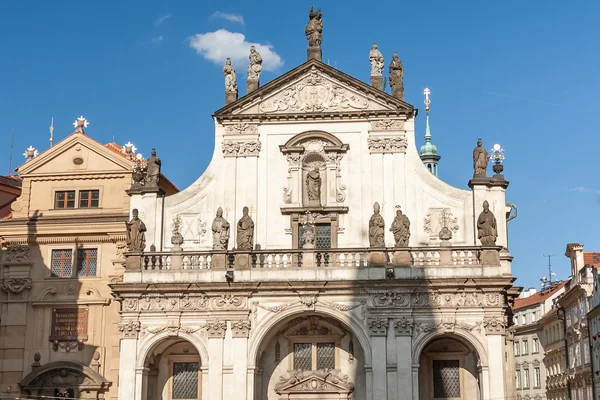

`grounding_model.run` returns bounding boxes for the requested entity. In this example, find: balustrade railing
[126,246,487,272]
